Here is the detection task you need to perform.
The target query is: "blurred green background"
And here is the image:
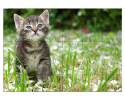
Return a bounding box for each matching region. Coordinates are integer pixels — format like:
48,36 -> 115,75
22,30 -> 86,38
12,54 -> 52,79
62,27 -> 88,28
4,9 -> 122,34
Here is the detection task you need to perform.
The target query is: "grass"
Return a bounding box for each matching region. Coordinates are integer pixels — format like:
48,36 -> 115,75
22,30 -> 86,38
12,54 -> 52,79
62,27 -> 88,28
3,30 -> 122,92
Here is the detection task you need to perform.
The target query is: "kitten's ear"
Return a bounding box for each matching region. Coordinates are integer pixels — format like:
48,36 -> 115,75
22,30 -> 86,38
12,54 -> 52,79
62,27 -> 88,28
14,14 -> 24,30
40,10 -> 49,24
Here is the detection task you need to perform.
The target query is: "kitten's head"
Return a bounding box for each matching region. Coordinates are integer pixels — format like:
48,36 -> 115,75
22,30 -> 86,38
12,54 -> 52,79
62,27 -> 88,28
14,10 -> 49,41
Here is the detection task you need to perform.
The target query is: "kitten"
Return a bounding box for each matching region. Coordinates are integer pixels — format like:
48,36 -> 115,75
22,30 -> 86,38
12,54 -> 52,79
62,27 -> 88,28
14,10 -> 52,83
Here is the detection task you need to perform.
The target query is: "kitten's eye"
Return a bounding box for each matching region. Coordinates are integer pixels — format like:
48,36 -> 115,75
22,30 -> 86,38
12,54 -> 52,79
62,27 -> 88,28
26,26 -> 31,29
38,24 -> 42,28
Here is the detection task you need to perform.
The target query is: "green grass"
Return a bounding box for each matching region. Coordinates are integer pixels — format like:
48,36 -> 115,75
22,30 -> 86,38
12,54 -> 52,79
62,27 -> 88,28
3,30 -> 122,92
98,67 -> 119,91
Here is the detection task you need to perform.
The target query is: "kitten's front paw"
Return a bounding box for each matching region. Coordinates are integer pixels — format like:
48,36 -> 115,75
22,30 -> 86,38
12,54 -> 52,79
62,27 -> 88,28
37,67 -> 48,81
37,74 -> 47,81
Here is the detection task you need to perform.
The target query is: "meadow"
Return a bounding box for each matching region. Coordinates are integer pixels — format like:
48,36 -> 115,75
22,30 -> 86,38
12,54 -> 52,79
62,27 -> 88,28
3,30 -> 122,92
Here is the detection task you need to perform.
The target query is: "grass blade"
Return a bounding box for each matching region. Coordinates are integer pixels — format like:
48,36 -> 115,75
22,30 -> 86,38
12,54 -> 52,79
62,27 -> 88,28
66,78 -> 84,92
82,77 -> 87,91
8,51 -> 10,74
104,67 -> 108,91
8,49 -> 24,68
20,65 -> 23,91
51,58 -> 58,91
86,59 -> 90,90
21,70 -> 27,92
71,51 -> 76,91
14,74 -> 19,91
5,70 -> 8,87
97,67 -> 119,91
74,61 -> 83,82
66,47 -> 70,89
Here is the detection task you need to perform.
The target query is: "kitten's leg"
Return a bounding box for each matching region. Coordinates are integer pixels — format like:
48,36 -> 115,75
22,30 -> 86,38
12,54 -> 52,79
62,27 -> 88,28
37,59 -> 51,81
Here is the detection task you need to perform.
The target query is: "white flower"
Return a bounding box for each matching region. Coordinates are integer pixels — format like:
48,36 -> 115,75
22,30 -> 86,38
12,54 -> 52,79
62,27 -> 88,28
13,81 -> 15,85
4,64 -> 8,70
90,68 -> 93,73
110,80 -> 118,85
108,64 -> 113,68
97,60 -> 102,67
92,84 -> 98,91
10,68 -> 14,73
26,80 -> 35,84
72,49 -> 82,53
54,59 -> 59,65
68,78 -> 72,87
78,59 -> 82,63
105,44 -> 110,47
102,80 -> 105,84
37,87 -> 49,92
35,80 -> 44,87
120,71 -> 122,75
56,71 -> 60,75
85,83 -> 88,87
97,80 -> 105,86
97,80 -> 101,86
73,38 -> 80,42
38,80 -> 44,84
74,67 -> 78,71
115,85 -> 119,88
29,87 -> 33,90
9,84 -> 15,89
35,83 -> 39,87
52,46 -> 57,50
91,60 -> 95,63
37,86 -> 43,91
78,69 -> 83,74
15,88 -> 17,91
76,49 -> 82,53
116,88 -> 122,92
43,88 -> 49,92
100,56 -> 111,60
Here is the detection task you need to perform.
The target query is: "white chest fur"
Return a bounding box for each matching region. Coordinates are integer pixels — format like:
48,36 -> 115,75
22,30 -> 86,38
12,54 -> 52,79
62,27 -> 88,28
24,52 -> 41,72
22,43 -> 44,72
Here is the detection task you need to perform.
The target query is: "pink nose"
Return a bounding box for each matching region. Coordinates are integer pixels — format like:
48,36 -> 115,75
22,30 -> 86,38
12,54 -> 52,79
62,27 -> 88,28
32,27 -> 38,32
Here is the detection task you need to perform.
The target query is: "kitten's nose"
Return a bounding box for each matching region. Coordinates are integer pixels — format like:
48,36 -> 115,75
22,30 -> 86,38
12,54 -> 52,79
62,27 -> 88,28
32,27 -> 38,32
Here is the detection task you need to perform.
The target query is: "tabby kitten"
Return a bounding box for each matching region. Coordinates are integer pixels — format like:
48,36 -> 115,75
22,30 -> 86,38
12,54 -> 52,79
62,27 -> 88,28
14,10 -> 52,83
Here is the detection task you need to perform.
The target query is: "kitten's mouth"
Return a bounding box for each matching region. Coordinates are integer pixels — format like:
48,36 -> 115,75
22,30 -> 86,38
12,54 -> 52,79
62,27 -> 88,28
33,33 -> 38,36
